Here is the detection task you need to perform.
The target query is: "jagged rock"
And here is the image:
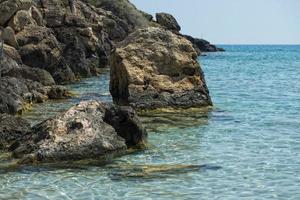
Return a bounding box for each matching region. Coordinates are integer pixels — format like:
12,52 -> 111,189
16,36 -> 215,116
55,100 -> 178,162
182,34 -> 224,54
156,12 -> 181,32
0,0 -> 33,26
8,10 -> 37,32
85,0 -> 150,33
0,53 -> 68,114
110,27 -> 212,110
14,25 -> 77,83
0,114 -> 31,150
13,100 -> 147,163
16,26 -> 61,69
43,85 -> 69,99
104,105 -> 147,146
2,27 -> 19,49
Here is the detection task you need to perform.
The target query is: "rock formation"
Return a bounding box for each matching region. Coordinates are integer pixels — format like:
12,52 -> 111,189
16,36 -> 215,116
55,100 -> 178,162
154,12 -> 223,54
110,27 -> 212,110
0,113 -> 31,150
9,100 -> 147,163
156,12 -> 181,32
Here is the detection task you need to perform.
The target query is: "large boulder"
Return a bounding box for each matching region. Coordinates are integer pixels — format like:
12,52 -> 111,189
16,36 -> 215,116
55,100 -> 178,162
0,114 -> 31,150
104,105 -> 147,147
0,0 -> 33,26
110,27 -> 212,110
13,100 -> 147,163
156,12 -> 181,32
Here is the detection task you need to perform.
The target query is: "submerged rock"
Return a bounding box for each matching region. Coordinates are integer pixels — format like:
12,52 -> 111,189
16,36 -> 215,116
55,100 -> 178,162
110,27 -> 212,110
13,100 -> 147,163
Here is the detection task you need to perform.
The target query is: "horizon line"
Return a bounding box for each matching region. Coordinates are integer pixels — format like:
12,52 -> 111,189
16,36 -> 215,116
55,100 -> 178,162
215,44 -> 300,46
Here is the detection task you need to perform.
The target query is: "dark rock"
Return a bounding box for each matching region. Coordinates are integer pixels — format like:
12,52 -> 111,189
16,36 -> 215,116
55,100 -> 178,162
0,114 -> 31,150
156,12 -> 181,32
3,65 -> 56,86
16,26 -> 62,70
104,105 -> 147,146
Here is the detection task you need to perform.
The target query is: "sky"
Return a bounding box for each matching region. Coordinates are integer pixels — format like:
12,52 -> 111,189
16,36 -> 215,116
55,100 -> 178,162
130,0 -> 300,44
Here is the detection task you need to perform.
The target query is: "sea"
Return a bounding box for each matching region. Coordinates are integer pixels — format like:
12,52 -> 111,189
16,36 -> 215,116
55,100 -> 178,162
1,45 -> 299,200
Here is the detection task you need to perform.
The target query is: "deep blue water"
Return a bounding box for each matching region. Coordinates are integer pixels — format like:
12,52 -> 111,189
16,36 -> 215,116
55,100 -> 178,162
1,45 -> 300,199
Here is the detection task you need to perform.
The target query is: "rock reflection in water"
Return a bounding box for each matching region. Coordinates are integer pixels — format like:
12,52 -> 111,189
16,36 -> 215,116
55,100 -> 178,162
139,107 -> 212,132
108,163 -> 221,180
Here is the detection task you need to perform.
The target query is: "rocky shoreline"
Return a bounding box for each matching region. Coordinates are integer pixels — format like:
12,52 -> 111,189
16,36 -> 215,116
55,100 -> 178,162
0,0 -> 223,165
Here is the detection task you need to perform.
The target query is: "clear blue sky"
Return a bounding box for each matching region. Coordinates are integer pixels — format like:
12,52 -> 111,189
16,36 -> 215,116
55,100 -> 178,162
130,0 -> 300,44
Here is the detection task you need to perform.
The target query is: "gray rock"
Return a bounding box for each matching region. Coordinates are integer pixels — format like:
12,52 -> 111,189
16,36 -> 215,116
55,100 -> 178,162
0,113 -> 31,150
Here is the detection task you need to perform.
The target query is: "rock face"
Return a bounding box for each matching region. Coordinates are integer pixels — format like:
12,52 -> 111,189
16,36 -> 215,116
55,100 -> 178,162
110,27 -> 212,110
0,114 -> 31,150
156,12 -> 181,32
12,100 -> 147,163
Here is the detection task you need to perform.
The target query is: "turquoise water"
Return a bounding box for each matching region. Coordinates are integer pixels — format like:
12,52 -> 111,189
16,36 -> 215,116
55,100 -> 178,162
1,45 -> 300,199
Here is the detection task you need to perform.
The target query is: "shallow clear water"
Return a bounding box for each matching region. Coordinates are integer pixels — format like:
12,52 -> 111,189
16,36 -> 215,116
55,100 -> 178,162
1,45 -> 300,199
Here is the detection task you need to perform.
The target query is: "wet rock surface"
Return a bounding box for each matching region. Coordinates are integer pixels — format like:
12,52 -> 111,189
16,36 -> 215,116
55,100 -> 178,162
110,27 -> 212,110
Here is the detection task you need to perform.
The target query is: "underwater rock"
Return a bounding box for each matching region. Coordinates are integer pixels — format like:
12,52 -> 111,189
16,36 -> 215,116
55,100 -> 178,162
110,27 -> 212,110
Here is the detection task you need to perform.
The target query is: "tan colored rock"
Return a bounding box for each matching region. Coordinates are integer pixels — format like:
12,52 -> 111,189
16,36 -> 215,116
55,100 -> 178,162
30,6 -> 44,26
8,10 -> 37,32
110,27 -> 212,109
3,44 -> 22,64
